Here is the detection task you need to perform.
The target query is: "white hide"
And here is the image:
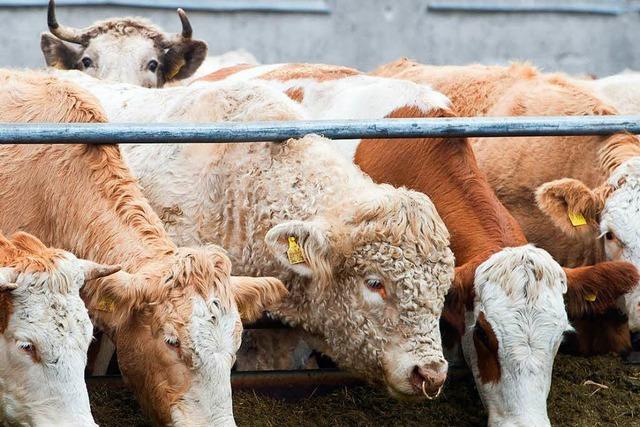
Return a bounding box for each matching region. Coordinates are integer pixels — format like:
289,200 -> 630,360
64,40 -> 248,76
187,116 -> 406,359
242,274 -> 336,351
215,64 -> 451,160
0,255 -> 96,426
51,72 -> 455,398
180,50 -> 260,85
600,157 -> 640,331
586,72 -> 640,115
462,246 -> 571,427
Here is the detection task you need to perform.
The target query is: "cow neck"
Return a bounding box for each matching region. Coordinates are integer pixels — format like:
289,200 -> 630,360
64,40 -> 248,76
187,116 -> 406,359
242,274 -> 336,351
15,144 -> 176,274
355,106 -> 527,265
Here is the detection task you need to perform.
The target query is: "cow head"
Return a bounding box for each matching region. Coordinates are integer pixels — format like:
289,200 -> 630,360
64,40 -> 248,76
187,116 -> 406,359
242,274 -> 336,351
265,186 -> 454,399
87,245 -> 286,426
461,246 -> 571,427
536,156 -> 640,331
0,232 -> 119,426
40,0 -> 207,87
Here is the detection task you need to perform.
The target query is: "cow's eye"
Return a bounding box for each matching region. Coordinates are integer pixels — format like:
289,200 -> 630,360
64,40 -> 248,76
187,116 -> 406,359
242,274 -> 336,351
17,341 -> 36,354
366,278 -> 386,298
81,57 -> 93,68
164,336 -> 180,349
366,278 -> 383,290
147,59 -> 159,73
605,231 -> 615,241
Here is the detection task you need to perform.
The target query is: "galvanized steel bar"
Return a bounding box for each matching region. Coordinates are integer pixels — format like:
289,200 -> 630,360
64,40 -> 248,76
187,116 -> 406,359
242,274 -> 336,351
427,1 -> 627,15
0,116 -> 639,144
0,0 -> 332,14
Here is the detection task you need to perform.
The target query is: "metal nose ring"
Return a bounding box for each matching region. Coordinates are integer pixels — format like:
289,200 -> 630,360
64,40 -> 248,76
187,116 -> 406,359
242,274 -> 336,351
422,380 -> 442,400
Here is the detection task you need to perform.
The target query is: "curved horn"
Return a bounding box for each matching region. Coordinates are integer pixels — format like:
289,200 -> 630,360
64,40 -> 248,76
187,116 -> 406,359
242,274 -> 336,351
47,0 -> 86,45
177,8 -> 192,39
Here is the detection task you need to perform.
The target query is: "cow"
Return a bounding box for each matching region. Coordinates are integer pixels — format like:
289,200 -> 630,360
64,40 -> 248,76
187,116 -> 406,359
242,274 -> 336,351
51,70 -> 456,400
40,0 -> 207,87
0,231 -> 119,426
584,71 -> 640,115
370,59 -> 640,354
0,69 -> 287,426
193,62 -> 638,425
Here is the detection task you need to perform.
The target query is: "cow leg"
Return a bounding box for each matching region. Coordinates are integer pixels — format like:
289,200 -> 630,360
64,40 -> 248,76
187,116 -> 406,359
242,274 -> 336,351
92,334 -> 116,375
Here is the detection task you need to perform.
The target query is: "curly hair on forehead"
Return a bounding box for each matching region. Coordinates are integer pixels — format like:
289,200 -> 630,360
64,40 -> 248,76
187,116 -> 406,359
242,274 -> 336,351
81,17 -> 166,45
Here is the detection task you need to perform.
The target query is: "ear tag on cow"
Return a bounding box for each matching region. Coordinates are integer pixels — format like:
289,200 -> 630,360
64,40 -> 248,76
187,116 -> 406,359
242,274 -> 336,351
568,211 -> 587,227
287,236 -> 305,265
96,296 -> 116,313
584,293 -> 597,302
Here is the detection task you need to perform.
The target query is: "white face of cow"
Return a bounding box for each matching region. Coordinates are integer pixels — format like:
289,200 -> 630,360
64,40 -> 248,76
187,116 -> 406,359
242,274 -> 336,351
462,246 -> 571,427
40,1 -> 207,88
536,155 -> 640,332
0,253 -> 117,426
599,157 -> 640,331
72,33 -> 162,88
265,188 -> 455,399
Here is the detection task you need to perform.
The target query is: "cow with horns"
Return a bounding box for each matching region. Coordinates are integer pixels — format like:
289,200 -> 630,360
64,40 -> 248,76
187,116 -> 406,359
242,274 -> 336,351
0,231 -> 120,426
41,0 -> 207,87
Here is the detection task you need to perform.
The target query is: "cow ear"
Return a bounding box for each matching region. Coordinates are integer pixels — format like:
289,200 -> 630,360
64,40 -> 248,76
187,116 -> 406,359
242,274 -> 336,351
230,276 -> 288,322
535,178 -> 604,238
564,261 -> 639,317
265,220 -> 333,282
162,39 -> 207,82
40,33 -> 81,69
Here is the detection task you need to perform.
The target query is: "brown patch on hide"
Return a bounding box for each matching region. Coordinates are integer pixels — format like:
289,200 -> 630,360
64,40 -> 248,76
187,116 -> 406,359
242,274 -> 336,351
563,308 -> 631,355
473,312 -> 501,383
259,63 -> 360,82
285,86 -> 305,103
198,63 -> 258,82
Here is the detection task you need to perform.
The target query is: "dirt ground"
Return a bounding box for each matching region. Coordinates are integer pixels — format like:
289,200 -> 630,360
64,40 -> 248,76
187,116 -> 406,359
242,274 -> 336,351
89,354 -> 640,427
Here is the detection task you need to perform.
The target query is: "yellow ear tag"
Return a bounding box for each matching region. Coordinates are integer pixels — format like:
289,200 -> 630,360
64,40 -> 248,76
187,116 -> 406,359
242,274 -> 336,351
96,296 -> 116,313
166,58 -> 186,80
286,236 -> 305,265
568,211 -> 587,227
584,293 -> 597,302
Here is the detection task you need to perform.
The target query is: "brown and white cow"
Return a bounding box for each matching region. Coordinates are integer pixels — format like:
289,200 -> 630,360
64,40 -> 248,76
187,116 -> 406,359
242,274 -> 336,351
51,70 -> 456,399
0,69 -> 287,426
0,231 -> 119,426
371,59 -> 640,352
194,63 -> 637,425
41,0 -> 207,87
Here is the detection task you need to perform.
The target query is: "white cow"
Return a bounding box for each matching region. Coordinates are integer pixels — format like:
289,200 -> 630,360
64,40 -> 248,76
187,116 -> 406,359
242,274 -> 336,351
52,70 -> 455,399
0,231 -> 119,426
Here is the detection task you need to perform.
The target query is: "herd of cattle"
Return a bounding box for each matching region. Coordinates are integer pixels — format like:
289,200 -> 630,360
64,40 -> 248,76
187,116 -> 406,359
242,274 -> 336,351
2,1 -> 640,426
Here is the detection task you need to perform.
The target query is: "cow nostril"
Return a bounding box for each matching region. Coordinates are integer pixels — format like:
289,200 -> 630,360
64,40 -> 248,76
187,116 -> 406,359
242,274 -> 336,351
410,365 -> 426,389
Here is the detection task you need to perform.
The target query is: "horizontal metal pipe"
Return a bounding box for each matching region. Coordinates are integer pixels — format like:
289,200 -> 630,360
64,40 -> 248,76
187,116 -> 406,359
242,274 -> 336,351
0,116 -> 639,144
427,2 -> 626,15
0,0 -> 332,13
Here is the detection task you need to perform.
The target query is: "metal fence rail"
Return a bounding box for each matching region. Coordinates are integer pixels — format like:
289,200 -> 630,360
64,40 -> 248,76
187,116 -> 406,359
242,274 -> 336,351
1,115 -> 640,144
